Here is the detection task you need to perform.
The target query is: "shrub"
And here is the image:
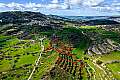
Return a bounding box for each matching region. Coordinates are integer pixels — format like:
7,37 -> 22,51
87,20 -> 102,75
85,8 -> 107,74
96,60 -> 103,65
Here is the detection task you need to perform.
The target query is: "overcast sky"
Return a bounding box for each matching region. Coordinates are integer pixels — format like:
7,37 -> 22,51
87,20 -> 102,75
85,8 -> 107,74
0,0 -> 120,16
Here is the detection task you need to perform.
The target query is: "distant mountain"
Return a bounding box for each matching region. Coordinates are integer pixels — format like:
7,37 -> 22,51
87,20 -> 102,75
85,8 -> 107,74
64,16 -> 120,23
82,19 -> 120,25
48,15 -> 81,24
64,16 -> 110,21
64,16 -> 120,25
48,15 -> 70,21
108,16 -> 120,23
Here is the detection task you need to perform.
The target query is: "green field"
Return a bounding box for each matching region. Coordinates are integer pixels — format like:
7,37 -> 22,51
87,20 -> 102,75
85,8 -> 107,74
107,63 -> 120,79
0,35 -> 58,80
99,51 -> 120,62
80,26 -> 97,29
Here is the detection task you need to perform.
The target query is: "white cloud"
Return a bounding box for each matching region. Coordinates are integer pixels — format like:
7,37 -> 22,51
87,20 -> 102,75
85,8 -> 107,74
6,2 -> 23,8
70,0 -> 82,5
92,0 -> 120,12
48,4 -> 60,9
25,3 -> 36,8
0,2 -> 45,11
69,0 -> 104,6
0,3 -> 5,7
51,0 -> 59,4
83,0 -> 104,6
47,0 -> 60,9
47,0 -> 71,9
0,0 -> 120,14
25,2 -> 43,9
0,0 -> 105,10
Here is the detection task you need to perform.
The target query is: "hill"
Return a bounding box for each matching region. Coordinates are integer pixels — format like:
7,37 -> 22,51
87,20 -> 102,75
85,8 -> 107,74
0,11 -> 120,80
82,19 -> 120,25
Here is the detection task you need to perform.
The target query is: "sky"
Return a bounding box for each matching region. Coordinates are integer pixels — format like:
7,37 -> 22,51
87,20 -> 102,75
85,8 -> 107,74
0,0 -> 120,16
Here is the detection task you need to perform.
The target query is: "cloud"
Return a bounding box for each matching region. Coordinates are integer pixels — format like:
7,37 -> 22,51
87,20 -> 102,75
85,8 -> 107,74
47,0 -> 105,9
69,0 -> 104,6
46,0 -> 71,9
51,0 -> 59,4
0,0 -> 120,16
47,0 -> 60,9
0,3 -> 5,7
47,4 -> 60,9
0,0 -> 105,10
0,2 -> 45,11
92,0 -> 120,12
82,0 -> 104,6
70,0 -> 82,5
6,2 -> 23,8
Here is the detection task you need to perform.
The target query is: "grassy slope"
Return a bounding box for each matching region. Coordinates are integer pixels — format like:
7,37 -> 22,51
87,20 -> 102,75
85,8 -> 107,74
99,51 -> 120,62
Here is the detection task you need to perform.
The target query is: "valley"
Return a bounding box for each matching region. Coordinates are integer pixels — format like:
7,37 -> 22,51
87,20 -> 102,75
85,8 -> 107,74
0,11 -> 120,80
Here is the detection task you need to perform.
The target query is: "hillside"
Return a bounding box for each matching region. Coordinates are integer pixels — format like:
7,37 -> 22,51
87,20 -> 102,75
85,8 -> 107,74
0,11 -> 47,24
0,11 -> 120,80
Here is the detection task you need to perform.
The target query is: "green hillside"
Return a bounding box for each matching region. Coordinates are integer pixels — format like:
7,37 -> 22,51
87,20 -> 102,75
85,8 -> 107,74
0,11 -> 120,80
